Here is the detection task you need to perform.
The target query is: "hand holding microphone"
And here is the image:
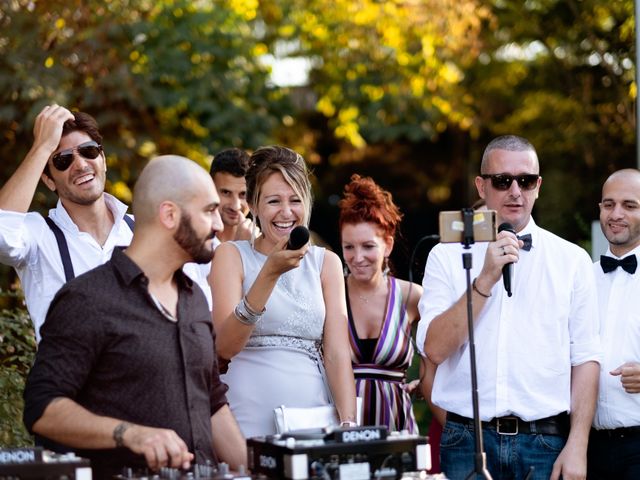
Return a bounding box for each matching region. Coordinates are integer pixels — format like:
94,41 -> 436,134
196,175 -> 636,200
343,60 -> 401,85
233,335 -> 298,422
497,222 -> 516,297
286,225 -> 310,262
286,225 -> 310,251
266,226 -> 311,276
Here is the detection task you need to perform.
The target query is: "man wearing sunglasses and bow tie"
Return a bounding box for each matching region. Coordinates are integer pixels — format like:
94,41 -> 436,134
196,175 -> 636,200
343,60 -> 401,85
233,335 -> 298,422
0,105 -> 135,342
588,169 -> 640,479
418,135 -> 601,480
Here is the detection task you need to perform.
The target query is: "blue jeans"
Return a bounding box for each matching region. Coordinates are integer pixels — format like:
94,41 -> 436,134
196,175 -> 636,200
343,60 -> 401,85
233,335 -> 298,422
587,428 -> 640,480
441,419 -> 567,480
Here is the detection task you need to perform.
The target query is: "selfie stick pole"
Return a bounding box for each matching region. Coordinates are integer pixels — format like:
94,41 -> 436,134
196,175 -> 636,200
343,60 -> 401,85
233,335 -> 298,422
461,208 -> 492,480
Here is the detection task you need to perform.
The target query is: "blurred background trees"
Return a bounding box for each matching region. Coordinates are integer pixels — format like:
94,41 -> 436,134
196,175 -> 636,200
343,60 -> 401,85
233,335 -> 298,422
1,0 -> 635,251
1,0 -> 634,264
0,0 -> 636,439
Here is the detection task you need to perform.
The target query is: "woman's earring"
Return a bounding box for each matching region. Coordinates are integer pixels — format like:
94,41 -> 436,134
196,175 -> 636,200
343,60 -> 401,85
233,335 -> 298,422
250,212 -> 259,247
343,263 -> 350,277
382,257 -> 390,277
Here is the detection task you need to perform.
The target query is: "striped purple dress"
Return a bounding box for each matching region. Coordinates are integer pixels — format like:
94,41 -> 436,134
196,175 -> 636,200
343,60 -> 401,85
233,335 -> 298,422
347,276 -> 419,433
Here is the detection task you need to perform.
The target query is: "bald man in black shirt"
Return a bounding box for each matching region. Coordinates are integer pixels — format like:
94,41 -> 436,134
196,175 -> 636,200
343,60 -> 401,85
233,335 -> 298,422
23,155 -> 245,478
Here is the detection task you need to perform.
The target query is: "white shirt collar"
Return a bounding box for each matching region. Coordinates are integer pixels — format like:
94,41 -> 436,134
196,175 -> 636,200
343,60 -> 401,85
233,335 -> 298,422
49,193 -> 129,232
604,243 -> 640,260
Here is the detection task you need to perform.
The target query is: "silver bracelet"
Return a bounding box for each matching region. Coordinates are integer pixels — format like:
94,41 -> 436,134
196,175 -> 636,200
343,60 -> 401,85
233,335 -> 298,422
234,296 -> 265,326
243,296 -> 264,316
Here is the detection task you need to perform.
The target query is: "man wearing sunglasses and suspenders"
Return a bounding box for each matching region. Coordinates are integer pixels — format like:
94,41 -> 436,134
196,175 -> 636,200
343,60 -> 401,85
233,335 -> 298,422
0,105 -> 135,342
417,135 -> 601,480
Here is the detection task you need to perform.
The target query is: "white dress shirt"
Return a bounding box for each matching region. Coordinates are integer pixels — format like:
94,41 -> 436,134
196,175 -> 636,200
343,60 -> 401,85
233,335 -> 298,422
417,218 -> 601,421
0,194 -> 133,341
593,245 -> 640,429
182,236 -> 220,311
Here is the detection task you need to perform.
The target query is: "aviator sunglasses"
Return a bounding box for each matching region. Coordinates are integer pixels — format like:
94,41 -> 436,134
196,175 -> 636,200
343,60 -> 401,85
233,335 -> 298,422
481,173 -> 540,191
51,141 -> 103,172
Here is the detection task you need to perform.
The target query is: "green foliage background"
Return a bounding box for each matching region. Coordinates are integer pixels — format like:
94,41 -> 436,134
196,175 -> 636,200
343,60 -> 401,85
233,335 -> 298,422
2,0 -> 634,251
0,291 -> 35,447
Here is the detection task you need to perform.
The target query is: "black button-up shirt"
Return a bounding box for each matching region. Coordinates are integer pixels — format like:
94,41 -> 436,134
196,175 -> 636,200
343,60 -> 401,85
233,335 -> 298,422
23,248 -> 228,477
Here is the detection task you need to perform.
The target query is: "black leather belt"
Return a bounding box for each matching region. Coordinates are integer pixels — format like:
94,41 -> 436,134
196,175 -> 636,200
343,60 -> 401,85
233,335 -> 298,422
591,425 -> 640,439
448,412 -> 570,436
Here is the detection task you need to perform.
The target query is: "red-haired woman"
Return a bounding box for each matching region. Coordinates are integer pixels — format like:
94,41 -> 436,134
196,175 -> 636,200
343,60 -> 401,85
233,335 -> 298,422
338,174 -> 422,432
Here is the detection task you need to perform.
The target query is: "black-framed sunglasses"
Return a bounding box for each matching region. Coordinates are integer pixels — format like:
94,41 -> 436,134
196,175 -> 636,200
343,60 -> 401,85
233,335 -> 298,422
51,141 -> 103,172
481,173 -> 540,191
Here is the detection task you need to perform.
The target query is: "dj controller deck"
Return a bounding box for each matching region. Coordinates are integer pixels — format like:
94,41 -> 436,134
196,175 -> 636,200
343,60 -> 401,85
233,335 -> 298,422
0,447 -> 91,479
0,427 -> 445,480
247,426 -> 431,479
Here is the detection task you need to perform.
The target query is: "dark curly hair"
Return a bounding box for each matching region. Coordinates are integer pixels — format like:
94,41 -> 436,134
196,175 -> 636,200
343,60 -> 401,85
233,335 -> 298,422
210,148 -> 250,178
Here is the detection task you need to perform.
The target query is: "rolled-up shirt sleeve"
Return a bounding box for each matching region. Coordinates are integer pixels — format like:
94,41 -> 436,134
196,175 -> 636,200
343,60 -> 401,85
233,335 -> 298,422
569,250 -> 602,366
417,244 -> 460,356
0,210 -> 41,268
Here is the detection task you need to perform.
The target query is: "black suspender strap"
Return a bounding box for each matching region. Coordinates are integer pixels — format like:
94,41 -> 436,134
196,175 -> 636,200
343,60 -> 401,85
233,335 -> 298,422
44,214 -> 135,284
44,216 -> 75,282
123,214 -> 135,231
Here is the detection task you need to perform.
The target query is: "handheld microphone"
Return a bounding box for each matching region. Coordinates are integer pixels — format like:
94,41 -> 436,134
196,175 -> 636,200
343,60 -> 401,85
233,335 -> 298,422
286,225 -> 310,250
498,222 -> 515,297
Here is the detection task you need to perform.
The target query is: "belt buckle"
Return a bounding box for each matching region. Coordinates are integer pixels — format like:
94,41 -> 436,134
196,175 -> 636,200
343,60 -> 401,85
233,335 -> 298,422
496,416 -> 519,435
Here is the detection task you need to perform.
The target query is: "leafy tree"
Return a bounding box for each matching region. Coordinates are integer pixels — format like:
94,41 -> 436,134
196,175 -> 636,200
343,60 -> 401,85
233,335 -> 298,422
261,0 -> 491,146
468,0 -> 635,241
270,0 -> 636,247
0,0 -> 288,206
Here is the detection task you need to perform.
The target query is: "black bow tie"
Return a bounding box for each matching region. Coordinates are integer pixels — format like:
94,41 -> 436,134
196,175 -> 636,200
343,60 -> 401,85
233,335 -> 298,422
518,233 -> 532,251
600,255 -> 637,274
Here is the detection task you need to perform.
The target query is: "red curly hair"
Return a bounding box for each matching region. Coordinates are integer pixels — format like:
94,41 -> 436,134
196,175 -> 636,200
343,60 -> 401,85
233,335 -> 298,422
338,174 -> 403,239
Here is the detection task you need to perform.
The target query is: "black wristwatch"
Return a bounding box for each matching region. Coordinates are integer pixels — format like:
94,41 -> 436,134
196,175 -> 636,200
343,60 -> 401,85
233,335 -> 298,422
113,421 -> 132,448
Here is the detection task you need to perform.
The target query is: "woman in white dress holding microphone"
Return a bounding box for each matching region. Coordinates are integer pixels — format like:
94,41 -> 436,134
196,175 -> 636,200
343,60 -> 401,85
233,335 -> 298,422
210,145 -> 356,438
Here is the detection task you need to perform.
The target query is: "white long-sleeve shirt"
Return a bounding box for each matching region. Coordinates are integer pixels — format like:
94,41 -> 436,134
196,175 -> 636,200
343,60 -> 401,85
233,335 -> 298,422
0,194 -> 133,341
593,245 -> 640,429
417,218 -> 602,421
